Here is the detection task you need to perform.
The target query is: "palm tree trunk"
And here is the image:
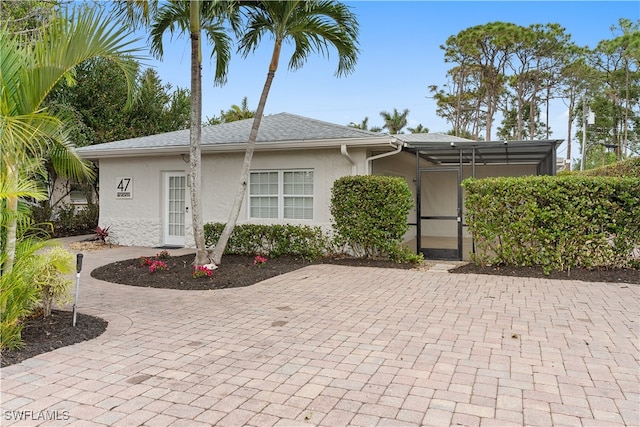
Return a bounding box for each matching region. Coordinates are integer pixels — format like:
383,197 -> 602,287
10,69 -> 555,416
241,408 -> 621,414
189,1 -> 208,266
2,163 -> 19,276
566,91 -> 574,164
211,40 -> 282,265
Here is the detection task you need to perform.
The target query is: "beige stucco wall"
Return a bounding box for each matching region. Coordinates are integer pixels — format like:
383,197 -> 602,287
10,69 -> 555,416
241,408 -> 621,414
98,146 -> 369,247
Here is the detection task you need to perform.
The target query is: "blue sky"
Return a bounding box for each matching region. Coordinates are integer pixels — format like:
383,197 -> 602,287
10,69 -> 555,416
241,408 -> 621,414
137,1 -> 638,160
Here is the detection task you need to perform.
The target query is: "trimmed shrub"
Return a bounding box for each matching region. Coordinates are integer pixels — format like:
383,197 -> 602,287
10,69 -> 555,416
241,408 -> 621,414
204,223 -> 329,260
463,175 -> 640,272
330,175 -> 417,261
580,156 -> 639,178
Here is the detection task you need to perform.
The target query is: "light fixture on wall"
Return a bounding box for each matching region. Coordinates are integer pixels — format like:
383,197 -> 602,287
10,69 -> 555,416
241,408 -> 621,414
181,154 -> 189,163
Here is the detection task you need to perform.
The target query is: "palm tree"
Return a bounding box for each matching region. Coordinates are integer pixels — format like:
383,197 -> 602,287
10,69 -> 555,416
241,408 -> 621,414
1,7 -> 141,275
407,124 -> 429,133
380,108 -> 410,134
210,0 -> 360,264
348,116 -> 369,130
117,0 -> 239,266
220,97 -> 255,122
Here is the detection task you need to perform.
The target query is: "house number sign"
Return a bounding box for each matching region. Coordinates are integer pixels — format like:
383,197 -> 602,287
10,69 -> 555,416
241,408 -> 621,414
116,177 -> 133,199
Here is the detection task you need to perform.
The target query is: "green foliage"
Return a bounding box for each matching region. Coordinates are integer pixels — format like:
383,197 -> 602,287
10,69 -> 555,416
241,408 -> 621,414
463,175 -> 640,272
0,236 -> 50,350
205,223 -> 329,260
33,247 -> 74,317
0,0 -> 58,38
330,175 -> 415,261
579,157 -> 640,178
46,58 -> 191,146
388,245 -> 425,264
31,202 -> 99,237
379,108 -> 410,134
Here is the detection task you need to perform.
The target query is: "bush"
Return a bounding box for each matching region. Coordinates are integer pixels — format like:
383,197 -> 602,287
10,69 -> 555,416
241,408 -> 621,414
463,174 -> 640,272
31,202 -> 99,237
204,223 -> 329,260
330,175 -> 416,261
33,247 -> 75,317
1,237 -> 49,350
579,157 -> 639,178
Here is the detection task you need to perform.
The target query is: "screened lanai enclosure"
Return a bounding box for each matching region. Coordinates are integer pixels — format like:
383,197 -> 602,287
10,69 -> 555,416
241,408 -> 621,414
393,135 -> 562,261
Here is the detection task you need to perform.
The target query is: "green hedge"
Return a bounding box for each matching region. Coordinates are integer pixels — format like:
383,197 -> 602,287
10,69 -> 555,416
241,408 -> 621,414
204,223 -> 329,260
579,156 -> 640,178
462,175 -> 640,272
330,175 -> 420,263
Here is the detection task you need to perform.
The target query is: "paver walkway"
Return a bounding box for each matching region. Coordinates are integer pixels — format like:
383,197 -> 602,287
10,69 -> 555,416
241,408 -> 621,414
1,240 -> 638,426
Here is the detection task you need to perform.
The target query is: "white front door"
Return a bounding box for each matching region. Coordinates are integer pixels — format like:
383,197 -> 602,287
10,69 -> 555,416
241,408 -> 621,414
163,172 -> 186,246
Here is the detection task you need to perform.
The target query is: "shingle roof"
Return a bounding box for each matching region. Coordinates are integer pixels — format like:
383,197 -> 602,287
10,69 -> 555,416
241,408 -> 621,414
77,112 -> 384,155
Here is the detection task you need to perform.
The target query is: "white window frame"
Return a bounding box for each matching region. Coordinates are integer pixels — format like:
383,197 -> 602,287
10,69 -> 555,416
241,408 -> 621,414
249,169 -> 314,220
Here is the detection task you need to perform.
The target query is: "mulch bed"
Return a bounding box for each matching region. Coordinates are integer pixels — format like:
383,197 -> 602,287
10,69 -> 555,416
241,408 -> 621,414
89,254 -> 417,290
1,310 -> 107,368
450,263 -> 639,284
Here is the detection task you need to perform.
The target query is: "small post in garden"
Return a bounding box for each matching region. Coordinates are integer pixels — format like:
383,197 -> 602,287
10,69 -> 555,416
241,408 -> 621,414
72,253 -> 83,327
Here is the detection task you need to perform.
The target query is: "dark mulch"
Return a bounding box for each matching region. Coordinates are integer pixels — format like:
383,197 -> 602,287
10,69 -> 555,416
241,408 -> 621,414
4,254 -> 636,368
90,253 -> 416,290
450,263 -> 639,284
1,310 -> 108,368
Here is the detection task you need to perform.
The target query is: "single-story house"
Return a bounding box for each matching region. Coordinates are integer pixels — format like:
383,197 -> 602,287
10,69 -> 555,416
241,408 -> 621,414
76,113 -> 561,260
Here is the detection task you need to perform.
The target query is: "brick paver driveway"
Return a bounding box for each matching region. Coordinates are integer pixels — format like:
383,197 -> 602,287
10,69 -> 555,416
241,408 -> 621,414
1,243 -> 639,426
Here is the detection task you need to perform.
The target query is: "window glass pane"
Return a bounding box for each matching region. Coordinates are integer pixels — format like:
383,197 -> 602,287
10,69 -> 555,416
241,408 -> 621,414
284,171 -> 313,195
250,196 -> 278,218
284,196 -> 313,219
250,172 -> 278,195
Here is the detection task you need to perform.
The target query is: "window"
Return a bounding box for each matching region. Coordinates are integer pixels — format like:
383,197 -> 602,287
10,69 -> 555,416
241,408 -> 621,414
249,170 -> 313,220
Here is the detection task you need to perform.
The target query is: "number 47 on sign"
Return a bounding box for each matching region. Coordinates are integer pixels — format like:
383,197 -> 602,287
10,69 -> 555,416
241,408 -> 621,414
116,177 -> 132,199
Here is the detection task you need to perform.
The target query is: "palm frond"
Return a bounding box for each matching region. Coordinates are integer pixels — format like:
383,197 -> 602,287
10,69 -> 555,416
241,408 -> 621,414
203,22 -> 233,86
14,6 -> 143,114
149,1 -> 190,59
238,0 -> 359,76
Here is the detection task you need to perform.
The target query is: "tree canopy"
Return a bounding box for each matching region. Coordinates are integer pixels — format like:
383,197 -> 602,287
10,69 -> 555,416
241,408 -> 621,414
431,18 -> 639,167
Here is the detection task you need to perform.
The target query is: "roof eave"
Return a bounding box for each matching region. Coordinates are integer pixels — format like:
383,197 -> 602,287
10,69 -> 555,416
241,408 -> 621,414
77,137 -> 389,160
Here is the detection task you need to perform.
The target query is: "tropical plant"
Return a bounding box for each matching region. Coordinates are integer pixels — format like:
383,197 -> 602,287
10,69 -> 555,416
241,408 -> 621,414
205,96 -> 255,125
33,247 -> 75,317
115,0 -> 240,266
93,225 -> 110,243
1,5 -> 141,350
220,96 -> 255,122
407,124 -> 429,133
210,0 -> 360,265
0,233 -> 50,350
192,265 -> 213,278
379,108 -> 410,134
1,6 -> 141,275
348,116 -> 369,130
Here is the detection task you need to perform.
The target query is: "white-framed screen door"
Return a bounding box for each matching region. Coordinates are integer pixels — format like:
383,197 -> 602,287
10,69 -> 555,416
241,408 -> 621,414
163,172 -> 186,246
